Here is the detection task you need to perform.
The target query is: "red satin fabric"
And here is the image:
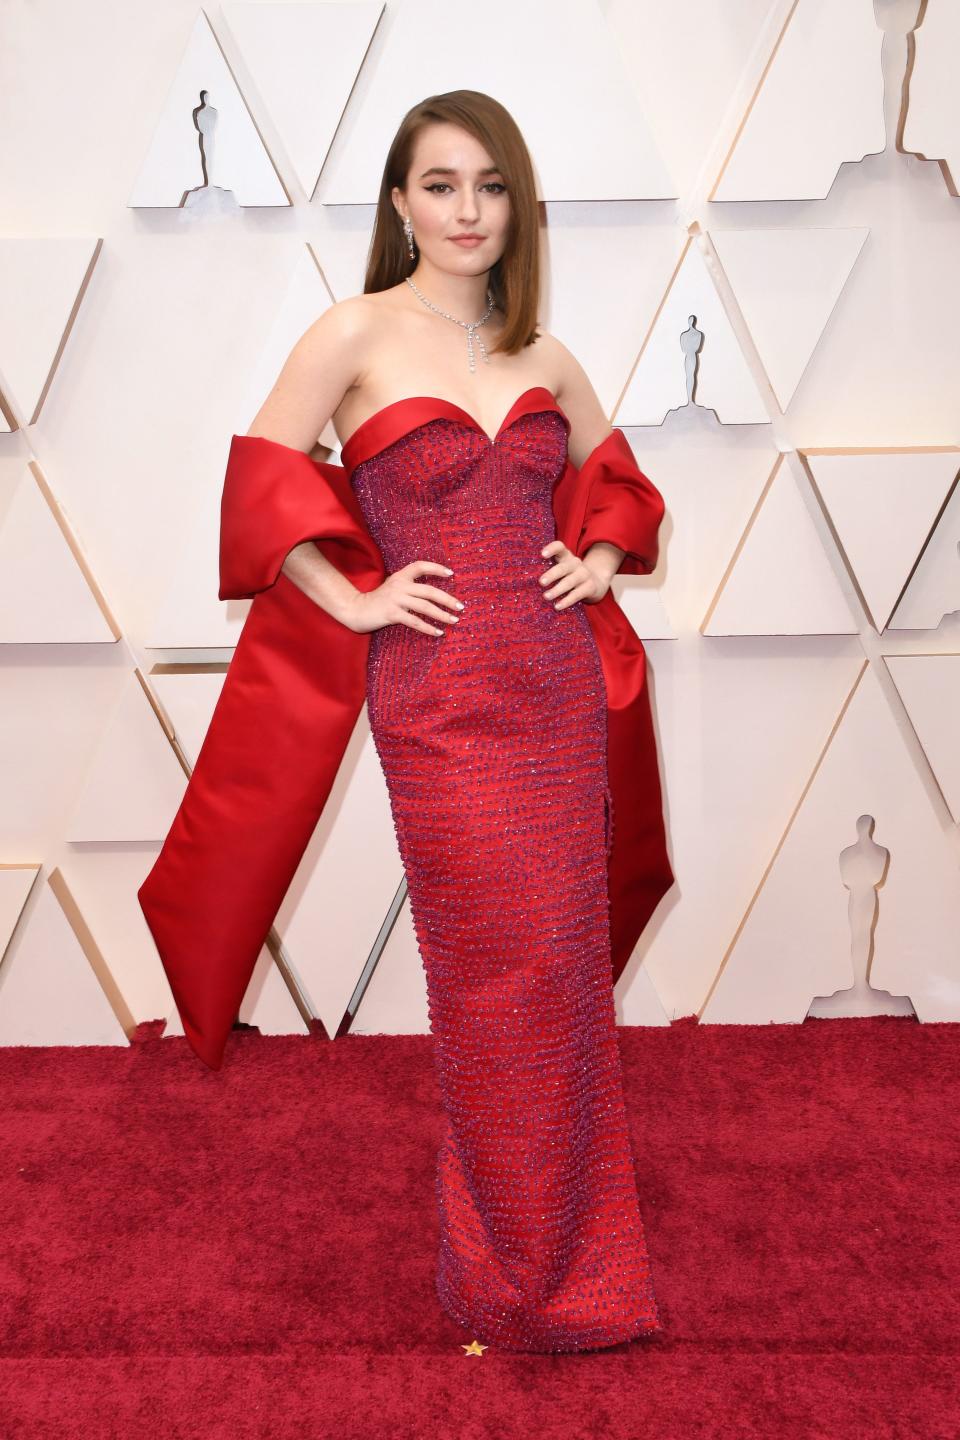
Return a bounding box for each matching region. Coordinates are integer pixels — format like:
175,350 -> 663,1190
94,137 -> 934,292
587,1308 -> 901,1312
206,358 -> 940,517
138,394 -> 673,1071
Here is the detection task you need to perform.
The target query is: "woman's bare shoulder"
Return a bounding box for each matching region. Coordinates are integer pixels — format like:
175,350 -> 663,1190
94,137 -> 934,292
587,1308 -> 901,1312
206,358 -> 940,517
245,296 -> 390,448
532,328 -> 582,388
533,329 -> 613,463
298,292 -> 386,352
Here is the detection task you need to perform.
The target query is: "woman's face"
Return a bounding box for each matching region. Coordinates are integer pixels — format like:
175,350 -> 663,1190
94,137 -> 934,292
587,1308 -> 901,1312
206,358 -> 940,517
393,122 -> 511,274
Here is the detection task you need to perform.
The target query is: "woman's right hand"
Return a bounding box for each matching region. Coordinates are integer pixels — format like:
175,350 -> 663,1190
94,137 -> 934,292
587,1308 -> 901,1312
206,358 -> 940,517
342,560 -> 465,636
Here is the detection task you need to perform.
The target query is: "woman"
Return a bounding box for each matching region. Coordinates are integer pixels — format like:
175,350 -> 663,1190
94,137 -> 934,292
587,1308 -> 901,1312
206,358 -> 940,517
139,90 -> 674,1353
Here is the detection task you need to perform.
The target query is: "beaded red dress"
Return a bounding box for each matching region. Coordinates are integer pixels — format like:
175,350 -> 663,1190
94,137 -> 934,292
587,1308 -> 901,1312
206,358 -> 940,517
338,387 -> 661,1352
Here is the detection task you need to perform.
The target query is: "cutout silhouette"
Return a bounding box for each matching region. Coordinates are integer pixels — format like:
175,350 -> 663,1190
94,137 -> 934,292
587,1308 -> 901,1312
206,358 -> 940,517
943,540 -> 960,627
876,0 -> 920,156
877,0 -> 943,181
808,814 -> 914,1017
195,89 -> 217,187
183,90 -> 236,211
679,314 -> 704,407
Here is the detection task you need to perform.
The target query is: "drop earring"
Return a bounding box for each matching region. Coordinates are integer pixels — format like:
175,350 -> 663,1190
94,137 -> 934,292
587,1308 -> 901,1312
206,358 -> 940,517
403,215 -> 416,260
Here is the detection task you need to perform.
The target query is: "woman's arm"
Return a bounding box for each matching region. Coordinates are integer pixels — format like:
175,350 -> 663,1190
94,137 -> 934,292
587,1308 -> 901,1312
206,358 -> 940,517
227,302 -> 462,638
547,332 -> 615,471
550,333 -> 664,578
541,335 -> 647,597
241,300 -> 372,622
246,299 -> 365,450
282,539 -> 368,627
545,333 -> 625,580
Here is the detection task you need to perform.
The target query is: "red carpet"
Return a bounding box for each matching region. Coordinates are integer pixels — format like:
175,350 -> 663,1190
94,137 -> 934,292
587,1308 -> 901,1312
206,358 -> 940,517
0,1014 -> 956,1438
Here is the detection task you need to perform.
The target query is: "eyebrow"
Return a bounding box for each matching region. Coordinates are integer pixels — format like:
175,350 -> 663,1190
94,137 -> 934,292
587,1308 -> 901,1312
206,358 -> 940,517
417,165 -> 503,178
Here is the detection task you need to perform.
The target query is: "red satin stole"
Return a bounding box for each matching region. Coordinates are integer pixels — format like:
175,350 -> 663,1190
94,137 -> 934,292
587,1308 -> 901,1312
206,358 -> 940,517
138,409 -> 674,1070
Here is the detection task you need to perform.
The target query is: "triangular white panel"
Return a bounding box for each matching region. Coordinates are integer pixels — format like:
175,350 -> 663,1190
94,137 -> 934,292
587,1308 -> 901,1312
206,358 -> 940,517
239,950 -> 311,1038
237,248 -> 339,447
65,673 -> 188,842
703,663 -> 960,1024
621,642 -> 865,1023
58,851 -> 187,1028
614,959 -> 671,1025
223,2 -> 383,199
0,238 -> 100,425
0,468 -> 116,643
541,220 -> 686,420
0,882 -> 129,1048
128,11 -> 287,208
350,892 -> 431,1036
710,228 -> 869,412
147,248 -> 336,648
713,0 -> 885,200
150,669 -> 227,769
616,583 -> 675,640
649,430 -> 773,631
617,238 -> 770,427
809,451 -> 960,631
320,0 -> 674,203
703,459 -> 859,635
162,945 -> 311,1042
145,450 -> 244,650
275,715 -> 411,1037
886,655 -> 960,823
0,866 -> 41,956
888,479 -> 960,631
901,5 -> 960,193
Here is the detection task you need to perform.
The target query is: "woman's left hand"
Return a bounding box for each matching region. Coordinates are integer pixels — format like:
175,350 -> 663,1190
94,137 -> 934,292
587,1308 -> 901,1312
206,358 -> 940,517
538,541 -> 609,609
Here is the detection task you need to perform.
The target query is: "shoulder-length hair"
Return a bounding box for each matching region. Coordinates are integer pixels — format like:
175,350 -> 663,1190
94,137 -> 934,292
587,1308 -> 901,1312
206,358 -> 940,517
363,90 -> 542,357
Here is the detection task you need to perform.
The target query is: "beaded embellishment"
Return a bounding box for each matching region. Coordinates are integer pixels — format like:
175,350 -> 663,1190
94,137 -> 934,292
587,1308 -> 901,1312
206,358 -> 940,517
349,407 -> 662,1352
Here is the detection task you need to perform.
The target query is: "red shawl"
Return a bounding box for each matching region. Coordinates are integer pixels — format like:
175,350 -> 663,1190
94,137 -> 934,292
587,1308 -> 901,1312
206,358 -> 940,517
138,423 -> 674,1069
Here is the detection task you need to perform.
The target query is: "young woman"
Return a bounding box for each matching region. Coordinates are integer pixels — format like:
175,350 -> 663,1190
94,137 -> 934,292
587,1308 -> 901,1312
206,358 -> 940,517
139,89 -> 673,1354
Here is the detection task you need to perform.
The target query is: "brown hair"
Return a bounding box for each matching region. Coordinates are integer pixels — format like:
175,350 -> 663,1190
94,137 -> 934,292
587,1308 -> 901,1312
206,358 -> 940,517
363,90 -> 542,357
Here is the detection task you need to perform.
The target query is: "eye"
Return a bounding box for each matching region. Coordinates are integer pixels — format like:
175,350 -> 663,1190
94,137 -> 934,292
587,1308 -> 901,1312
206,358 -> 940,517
424,182 -> 507,195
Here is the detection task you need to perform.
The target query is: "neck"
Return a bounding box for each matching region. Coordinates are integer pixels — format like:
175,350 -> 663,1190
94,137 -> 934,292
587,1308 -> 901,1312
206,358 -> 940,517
407,259 -> 492,323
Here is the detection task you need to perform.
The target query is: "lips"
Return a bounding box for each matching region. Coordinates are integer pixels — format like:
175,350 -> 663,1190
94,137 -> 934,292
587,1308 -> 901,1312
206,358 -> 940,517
450,235 -> 485,245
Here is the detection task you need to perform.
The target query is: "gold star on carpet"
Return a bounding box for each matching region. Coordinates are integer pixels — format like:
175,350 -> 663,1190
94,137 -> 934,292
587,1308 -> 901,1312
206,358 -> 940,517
461,1339 -> 488,1356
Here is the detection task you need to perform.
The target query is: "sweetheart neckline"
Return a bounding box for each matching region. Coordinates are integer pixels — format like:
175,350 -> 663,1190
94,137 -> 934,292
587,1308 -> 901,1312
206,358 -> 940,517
339,385 -> 566,471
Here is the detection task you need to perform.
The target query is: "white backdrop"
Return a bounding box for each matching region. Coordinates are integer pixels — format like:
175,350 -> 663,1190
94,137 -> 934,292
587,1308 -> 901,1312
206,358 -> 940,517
1,0 -> 959,1051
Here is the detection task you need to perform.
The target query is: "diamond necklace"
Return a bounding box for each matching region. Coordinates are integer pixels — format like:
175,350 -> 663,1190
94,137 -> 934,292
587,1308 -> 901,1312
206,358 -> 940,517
405,275 -> 496,372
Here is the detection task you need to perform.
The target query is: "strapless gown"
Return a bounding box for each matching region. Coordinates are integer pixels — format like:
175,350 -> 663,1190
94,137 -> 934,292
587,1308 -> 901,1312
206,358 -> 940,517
339,387 -> 661,1353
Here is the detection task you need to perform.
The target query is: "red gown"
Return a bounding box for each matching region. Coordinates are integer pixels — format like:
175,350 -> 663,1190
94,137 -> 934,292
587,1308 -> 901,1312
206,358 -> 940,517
137,385 -> 674,1350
